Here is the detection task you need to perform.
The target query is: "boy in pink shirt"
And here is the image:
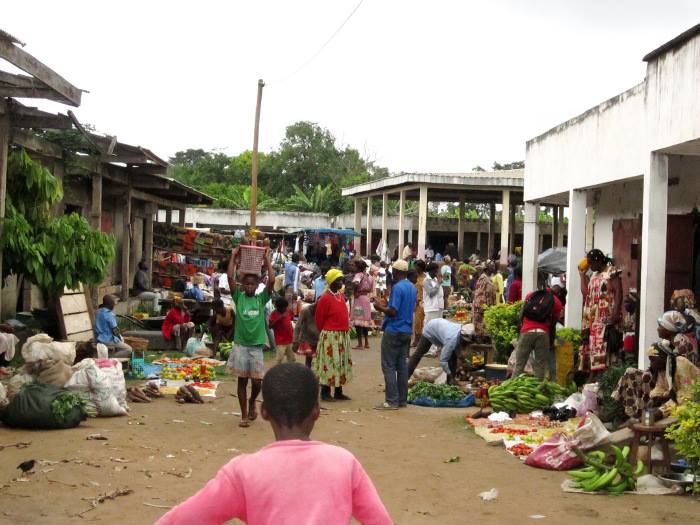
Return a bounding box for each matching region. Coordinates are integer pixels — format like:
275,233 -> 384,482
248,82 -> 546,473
156,363 -> 392,525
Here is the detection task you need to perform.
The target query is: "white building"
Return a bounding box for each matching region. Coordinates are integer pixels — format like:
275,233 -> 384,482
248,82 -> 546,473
522,23 -> 700,367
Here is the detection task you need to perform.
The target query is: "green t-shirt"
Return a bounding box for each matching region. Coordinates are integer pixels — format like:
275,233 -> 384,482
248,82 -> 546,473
233,288 -> 271,346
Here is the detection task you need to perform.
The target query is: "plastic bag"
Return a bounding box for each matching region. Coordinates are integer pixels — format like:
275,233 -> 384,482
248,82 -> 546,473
35,360 -> 73,387
409,366 -> 444,385
556,392 -> 584,412
96,358 -> 128,411
507,348 -> 534,375
48,341 -> 76,365
65,359 -> 127,417
185,337 -> 208,357
6,373 -> 34,400
524,433 -> 583,471
573,412 -> 610,449
21,334 -> 75,365
578,383 -> 599,416
408,394 -> 475,408
0,382 -> 86,429
96,343 -> 109,359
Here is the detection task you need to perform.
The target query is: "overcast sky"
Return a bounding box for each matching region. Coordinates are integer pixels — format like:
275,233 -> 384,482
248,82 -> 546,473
4,1 -> 700,173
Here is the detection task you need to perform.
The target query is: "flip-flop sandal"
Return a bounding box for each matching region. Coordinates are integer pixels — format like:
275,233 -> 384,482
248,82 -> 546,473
238,418 -> 250,428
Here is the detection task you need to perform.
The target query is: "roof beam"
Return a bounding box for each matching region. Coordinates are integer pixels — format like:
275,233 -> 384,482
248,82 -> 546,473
131,187 -> 187,210
130,175 -> 171,189
10,128 -> 63,158
0,38 -> 82,106
10,114 -> 73,129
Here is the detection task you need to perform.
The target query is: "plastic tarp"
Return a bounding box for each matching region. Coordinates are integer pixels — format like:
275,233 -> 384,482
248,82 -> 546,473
408,394 -> 475,408
538,247 -> 567,275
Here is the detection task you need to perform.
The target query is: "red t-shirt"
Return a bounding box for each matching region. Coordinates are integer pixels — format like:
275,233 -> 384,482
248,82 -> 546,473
508,279 -> 522,303
315,292 -> 350,332
269,309 -> 294,345
520,291 -> 562,334
162,307 -> 191,340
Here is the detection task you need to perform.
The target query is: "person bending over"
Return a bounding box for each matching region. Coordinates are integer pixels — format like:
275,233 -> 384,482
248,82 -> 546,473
407,318 -> 474,385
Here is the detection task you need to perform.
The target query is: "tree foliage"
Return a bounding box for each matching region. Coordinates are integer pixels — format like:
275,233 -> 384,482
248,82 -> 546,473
1,150 -> 115,295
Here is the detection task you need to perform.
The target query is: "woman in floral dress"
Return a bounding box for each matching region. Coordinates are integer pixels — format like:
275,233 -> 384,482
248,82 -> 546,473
657,310 -> 699,366
578,249 -> 622,380
472,262 -> 497,336
315,268 -> 353,401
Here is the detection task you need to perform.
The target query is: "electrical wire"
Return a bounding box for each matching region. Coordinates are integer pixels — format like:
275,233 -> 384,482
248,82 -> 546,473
270,0 -> 365,85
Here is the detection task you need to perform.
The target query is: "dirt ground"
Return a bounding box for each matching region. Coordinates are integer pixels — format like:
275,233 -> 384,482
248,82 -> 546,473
0,338 -> 698,525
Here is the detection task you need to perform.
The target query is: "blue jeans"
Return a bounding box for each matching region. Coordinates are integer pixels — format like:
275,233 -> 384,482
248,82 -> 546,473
381,332 -> 411,406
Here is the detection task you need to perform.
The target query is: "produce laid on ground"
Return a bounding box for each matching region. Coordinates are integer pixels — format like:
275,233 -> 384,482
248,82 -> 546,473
488,375 -> 575,414
218,341 -> 233,360
162,363 -> 216,381
568,446 -> 644,493
407,381 -> 465,402
126,384 -> 163,403
175,385 -> 204,404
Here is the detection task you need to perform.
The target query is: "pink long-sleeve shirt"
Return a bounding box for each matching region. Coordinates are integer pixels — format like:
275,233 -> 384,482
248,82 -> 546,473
156,440 -> 392,525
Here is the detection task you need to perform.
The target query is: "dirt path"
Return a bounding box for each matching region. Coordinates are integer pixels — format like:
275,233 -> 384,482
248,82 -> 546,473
0,339 -> 698,524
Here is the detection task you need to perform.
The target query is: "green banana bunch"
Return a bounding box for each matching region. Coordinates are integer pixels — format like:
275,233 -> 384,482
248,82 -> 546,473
488,375 -> 567,414
568,445 -> 645,493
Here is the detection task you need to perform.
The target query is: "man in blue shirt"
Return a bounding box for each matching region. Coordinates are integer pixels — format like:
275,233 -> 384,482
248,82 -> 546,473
95,295 -> 132,358
313,261 -> 331,301
283,253 -> 301,295
372,260 -> 416,410
407,318 -> 474,384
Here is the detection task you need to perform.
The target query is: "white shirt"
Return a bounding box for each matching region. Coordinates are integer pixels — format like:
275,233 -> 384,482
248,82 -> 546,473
218,272 -> 232,306
423,275 -> 444,313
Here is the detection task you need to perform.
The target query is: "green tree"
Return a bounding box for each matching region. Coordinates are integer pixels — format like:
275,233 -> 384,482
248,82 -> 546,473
1,150 -> 115,295
492,160 -> 524,170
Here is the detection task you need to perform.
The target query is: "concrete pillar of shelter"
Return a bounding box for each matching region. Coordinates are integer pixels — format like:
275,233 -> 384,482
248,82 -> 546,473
398,191 -> 406,259
639,153 -> 669,368
91,172 -> 102,230
417,185 -> 428,259
557,206 -> 566,246
381,193 -> 389,261
487,202 -> 496,259
476,230 -> 482,256
144,207 -> 155,288
565,189 -> 588,328
585,206 -> 595,252
121,188 -> 132,301
177,209 -> 186,227
366,196 -> 373,257
508,203 -> 516,255
552,206 -> 559,248
499,190 -> 511,268
457,197 -> 465,260
165,208 -> 172,225
522,202 -> 540,296
353,198 -> 362,255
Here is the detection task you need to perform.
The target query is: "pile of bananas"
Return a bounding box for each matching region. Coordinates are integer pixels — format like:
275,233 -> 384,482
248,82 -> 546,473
569,446 -> 644,493
488,375 -> 569,413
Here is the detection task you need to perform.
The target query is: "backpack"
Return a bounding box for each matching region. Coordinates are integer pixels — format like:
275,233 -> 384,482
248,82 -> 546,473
523,290 -> 554,322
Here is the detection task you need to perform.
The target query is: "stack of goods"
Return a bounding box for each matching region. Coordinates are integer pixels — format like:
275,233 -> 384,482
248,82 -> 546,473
488,375 -> 575,413
567,446 -> 644,493
448,306 -> 470,323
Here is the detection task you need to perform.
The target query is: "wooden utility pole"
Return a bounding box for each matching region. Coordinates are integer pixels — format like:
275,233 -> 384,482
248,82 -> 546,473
250,79 -> 265,230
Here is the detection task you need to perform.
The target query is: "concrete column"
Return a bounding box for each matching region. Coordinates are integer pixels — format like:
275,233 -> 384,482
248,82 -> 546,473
565,189 -> 587,328
639,153 -> 668,368
144,207 -> 155,287
585,206 -> 595,252
177,208 -> 186,227
408,228 -> 413,244
165,207 -> 172,225
522,202 -> 539,296
398,191 -> 406,258
476,230 -> 482,255
487,202 -> 496,259
381,193 -> 389,261
552,206 -> 559,248
499,190 -> 511,267
557,206 -> 566,246
90,171 -> 102,230
457,197 -> 465,260
417,185 -> 428,259
366,196 -> 373,257
353,198 -> 362,255
508,203 -> 516,254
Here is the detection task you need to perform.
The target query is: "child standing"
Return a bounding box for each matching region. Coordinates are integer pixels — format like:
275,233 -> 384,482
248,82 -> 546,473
226,246 -> 275,428
270,297 -> 295,364
156,363 -> 392,525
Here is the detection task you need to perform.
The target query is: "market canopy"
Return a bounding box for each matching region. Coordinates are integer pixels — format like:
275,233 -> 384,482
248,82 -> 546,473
294,228 -> 362,236
538,247 -> 567,275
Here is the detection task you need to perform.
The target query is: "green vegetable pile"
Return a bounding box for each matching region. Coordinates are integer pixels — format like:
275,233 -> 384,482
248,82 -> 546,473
665,380 -> 700,493
484,301 -> 522,363
569,445 -> 644,493
407,381 -> 465,402
488,375 -> 574,413
51,391 -> 91,422
218,341 -> 233,360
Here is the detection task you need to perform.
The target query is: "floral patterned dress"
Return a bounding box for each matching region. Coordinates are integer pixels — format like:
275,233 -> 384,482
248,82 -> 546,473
472,273 -> 496,336
580,267 -> 620,372
314,291 -> 353,388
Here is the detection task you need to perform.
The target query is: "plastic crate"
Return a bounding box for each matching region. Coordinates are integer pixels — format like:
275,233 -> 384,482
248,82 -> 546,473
239,245 -> 266,275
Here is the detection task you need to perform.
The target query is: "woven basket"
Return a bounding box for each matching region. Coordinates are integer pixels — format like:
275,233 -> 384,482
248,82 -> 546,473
123,336 -> 149,352
239,245 -> 266,275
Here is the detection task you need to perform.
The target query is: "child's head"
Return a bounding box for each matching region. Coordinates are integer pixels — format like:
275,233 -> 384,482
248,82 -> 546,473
242,273 -> 260,296
262,363 -> 320,437
274,296 -> 289,313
